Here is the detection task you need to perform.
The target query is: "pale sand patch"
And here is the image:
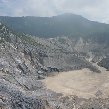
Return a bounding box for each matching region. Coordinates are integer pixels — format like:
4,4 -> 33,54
43,68 -> 109,99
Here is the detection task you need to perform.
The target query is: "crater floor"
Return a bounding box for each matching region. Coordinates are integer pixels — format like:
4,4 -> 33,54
43,66 -> 109,99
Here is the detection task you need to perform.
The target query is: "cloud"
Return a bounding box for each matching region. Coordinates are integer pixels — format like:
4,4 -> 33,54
0,0 -> 109,23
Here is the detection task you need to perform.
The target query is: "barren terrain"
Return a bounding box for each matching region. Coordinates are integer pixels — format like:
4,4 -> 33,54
43,64 -> 109,99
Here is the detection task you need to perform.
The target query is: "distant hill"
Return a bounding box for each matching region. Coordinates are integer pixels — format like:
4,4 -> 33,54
0,13 -> 109,37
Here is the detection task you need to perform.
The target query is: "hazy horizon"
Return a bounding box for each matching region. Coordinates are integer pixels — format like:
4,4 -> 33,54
0,13 -> 108,25
0,0 -> 109,24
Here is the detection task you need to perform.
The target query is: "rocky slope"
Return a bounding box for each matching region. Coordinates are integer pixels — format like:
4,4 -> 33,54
1,22 -> 109,109
0,23 -> 48,109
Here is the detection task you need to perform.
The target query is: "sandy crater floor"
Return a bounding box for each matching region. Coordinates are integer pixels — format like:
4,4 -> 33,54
43,67 -> 109,98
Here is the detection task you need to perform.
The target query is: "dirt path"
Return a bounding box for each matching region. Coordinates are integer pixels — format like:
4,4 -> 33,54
43,64 -> 109,98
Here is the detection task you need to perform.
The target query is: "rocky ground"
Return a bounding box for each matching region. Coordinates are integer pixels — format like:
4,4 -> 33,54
1,22 -> 109,109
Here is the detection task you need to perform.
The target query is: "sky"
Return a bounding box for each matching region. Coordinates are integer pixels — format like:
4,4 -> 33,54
0,0 -> 109,23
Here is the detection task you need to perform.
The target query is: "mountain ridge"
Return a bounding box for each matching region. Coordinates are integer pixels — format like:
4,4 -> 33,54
0,13 -> 109,37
